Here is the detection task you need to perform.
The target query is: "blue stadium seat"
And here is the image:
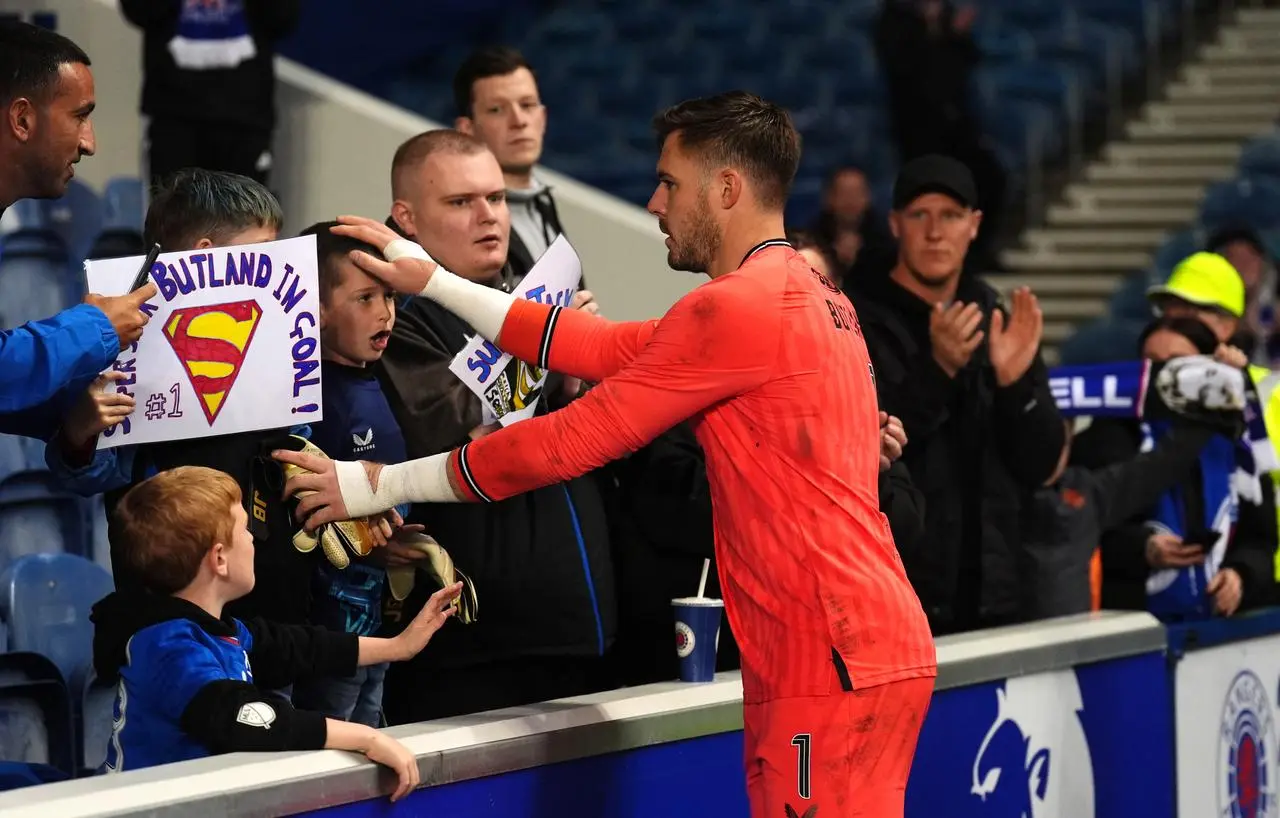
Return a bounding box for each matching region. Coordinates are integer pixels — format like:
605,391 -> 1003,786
0,761 -> 71,792
974,21 -> 1038,64
79,671 -> 115,774
612,5 -> 668,42
990,1 -> 1077,32
1200,178 -> 1280,233
44,181 -> 102,269
639,40 -> 716,86
0,554 -> 112,692
555,48 -> 631,88
1074,0 -> 1161,47
531,9 -> 612,49
682,8 -> 753,44
88,228 -> 146,262
0,472 -> 98,574
102,177 -> 145,235
977,96 -> 1061,165
0,234 -> 80,330
825,0 -> 882,33
784,174 -> 825,228
1238,133 -> 1280,184
1108,270 -> 1160,322
1058,318 -> 1148,365
976,60 -> 1083,128
0,436 -> 29,485
1152,227 -> 1205,276
1,198 -> 53,237
0,651 -> 75,776
830,66 -> 888,108
1032,21 -> 1136,93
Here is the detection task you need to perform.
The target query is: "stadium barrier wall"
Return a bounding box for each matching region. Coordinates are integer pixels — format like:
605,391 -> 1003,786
12,0 -> 693,323
1168,607 -> 1280,817
0,611 -> 1192,818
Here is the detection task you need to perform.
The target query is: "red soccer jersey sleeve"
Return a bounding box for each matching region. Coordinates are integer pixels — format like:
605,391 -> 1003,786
449,277 -> 779,502
498,302 -> 659,384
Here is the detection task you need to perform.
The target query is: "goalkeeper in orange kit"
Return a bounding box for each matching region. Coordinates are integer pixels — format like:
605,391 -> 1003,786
276,92 -> 936,817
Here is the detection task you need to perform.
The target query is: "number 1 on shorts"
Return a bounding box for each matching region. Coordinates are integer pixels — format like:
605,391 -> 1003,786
791,733 -> 812,800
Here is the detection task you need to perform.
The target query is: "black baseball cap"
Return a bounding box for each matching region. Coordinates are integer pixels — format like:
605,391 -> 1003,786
892,155 -> 979,211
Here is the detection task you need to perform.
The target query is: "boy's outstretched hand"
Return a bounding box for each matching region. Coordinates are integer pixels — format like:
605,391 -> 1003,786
391,582 -> 463,660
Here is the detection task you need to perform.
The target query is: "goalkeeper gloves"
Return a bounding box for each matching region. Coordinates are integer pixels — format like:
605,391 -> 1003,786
278,435 -> 381,570
386,531 -> 478,625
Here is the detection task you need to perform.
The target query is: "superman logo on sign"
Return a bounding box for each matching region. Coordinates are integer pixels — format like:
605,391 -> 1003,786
162,300 -> 263,425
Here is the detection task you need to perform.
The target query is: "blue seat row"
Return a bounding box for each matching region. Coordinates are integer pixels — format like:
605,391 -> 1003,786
0,554 -> 115,781
1059,128 -> 1280,365
372,0 -> 1187,225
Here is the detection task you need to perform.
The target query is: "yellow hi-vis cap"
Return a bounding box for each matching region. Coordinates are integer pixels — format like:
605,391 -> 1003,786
1146,251 -> 1246,318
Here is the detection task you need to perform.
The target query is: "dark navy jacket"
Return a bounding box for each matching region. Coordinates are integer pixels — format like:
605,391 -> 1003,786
307,361 -> 409,637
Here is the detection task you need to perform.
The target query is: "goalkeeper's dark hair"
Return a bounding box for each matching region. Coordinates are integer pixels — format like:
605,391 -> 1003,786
0,20 -> 90,107
144,168 -> 282,251
653,91 -> 801,211
110,466 -> 243,595
1137,315 -> 1219,357
298,221 -> 386,303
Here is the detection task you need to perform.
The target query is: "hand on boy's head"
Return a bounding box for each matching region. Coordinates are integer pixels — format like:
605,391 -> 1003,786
332,215 -> 438,295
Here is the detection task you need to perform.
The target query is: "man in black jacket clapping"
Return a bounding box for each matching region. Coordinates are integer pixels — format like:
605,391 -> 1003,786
850,156 -> 1064,635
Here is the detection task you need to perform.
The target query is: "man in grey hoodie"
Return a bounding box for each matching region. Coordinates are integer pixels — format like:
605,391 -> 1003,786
452,45 -> 570,286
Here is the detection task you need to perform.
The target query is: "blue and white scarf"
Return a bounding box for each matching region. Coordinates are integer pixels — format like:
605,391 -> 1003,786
168,0 -> 257,71
1139,421 -> 1235,620
1050,359 -> 1264,620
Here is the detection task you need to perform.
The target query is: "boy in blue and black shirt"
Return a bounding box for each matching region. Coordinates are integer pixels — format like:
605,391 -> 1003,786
288,222 -> 409,726
89,464 -> 461,795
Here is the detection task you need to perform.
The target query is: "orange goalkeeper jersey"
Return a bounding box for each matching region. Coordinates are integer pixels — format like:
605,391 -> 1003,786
447,241 -> 936,703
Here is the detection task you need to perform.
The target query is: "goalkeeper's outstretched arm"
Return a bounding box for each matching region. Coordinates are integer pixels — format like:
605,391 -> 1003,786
277,275 -> 778,526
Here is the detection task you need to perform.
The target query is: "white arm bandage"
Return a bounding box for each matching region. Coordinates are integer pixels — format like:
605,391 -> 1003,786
333,455 -> 464,517
384,238 -> 515,342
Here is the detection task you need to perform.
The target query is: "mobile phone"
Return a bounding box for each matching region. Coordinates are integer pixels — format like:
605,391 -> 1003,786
130,243 -> 162,292
1182,527 -> 1219,548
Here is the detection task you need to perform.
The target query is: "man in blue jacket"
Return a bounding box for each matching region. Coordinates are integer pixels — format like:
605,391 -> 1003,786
0,21 -> 156,439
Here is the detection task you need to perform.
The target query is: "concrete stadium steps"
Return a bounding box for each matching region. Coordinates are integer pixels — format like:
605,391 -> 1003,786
997,5 -> 1280,362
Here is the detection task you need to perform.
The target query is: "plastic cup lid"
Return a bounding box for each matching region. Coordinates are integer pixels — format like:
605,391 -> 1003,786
671,597 -> 724,607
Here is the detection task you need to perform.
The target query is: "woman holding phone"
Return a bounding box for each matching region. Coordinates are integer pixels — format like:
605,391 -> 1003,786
1072,315 -> 1278,618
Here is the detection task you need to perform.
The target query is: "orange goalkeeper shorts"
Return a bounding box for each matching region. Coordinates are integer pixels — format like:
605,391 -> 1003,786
743,676 -> 934,818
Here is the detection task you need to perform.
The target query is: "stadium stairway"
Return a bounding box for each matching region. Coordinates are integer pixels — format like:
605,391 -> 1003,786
992,5 -> 1280,364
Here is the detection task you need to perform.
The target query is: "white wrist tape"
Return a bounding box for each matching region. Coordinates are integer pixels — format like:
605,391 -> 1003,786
334,456 -> 463,517
384,238 -> 431,264
381,237 -> 514,341
422,269 -> 514,342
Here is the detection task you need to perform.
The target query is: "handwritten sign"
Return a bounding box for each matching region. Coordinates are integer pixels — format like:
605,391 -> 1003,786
448,234 -> 583,426
84,235 -> 323,449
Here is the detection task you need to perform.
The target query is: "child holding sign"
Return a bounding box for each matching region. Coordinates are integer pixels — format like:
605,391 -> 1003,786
286,222 -> 415,727
90,465 -> 460,801
47,170 -> 394,630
